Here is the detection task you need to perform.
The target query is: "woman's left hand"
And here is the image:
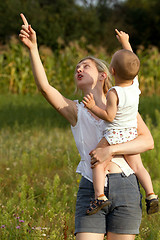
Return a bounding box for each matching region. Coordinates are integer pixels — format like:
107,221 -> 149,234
89,146 -> 112,168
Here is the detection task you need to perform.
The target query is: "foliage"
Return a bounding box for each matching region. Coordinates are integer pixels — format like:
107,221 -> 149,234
0,94 -> 159,239
137,46 -> 160,96
115,0 -> 160,50
1,38 -> 160,96
0,37 -> 109,95
0,0 -> 160,52
0,37 -> 35,94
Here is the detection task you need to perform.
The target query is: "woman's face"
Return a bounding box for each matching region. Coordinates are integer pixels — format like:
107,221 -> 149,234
75,59 -> 100,91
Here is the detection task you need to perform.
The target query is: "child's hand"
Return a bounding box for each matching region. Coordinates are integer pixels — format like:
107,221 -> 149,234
82,93 -> 95,109
115,29 -> 129,45
19,13 -> 37,50
115,29 -> 132,52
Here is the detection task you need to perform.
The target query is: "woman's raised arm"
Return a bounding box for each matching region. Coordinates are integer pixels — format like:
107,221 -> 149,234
90,112 -> 154,167
19,14 -> 77,126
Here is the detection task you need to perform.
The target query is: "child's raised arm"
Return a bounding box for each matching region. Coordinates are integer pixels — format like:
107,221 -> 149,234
115,29 -> 133,52
115,29 -> 139,81
19,14 -> 77,126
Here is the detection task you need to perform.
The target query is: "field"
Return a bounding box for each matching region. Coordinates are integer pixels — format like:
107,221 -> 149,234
0,94 -> 159,239
0,38 -> 160,239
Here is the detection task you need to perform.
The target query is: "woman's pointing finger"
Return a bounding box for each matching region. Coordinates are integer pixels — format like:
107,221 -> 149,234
20,13 -> 28,27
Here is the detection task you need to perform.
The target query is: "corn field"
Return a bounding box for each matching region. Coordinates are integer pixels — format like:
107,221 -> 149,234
0,36 -> 160,96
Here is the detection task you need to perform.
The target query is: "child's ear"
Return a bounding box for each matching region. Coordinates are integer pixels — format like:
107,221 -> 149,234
110,67 -> 115,76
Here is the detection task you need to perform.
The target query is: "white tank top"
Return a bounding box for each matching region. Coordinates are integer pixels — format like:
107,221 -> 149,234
105,77 -> 141,129
71,101 -> 134,185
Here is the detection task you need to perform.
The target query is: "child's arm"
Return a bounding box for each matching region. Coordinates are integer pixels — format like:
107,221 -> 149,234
115,29 -> 133,52
82,90 -> 118,122
19,14 -> 77,126
115,29 -> 139,81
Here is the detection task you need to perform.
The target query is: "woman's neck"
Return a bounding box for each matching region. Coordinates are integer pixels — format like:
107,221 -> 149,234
83,88 -> 106,109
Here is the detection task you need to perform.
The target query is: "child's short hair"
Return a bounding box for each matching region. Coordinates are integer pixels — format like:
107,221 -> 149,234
110,49 -> 140,80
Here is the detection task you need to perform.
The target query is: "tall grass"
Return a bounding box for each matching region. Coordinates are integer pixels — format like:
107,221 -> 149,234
0,94 -> 159,239
0,94 -> 79,239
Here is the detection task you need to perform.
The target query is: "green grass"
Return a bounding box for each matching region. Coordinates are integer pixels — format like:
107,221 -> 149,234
0,94 -> 160,239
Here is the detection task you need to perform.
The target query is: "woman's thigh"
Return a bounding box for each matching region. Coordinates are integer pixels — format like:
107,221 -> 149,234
75,177 -> 106,235
107,232 -> 135,240
105,173 -> 142,234
76,232 -> 104,240
75,175 -> 142,237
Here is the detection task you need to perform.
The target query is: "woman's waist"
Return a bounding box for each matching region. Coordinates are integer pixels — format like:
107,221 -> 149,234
78,157 -> 123,174
105,161 -> 123,174
78,155 -> 134,176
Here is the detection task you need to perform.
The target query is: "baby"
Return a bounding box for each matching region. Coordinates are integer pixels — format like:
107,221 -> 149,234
83,30 -> 159,215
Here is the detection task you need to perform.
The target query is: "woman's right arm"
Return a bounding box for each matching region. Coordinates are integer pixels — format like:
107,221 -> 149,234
90,113 -> 154,167
19,14 -> 77,126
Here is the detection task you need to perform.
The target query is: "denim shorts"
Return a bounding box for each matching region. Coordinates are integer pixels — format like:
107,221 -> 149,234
75,173 -> 142,235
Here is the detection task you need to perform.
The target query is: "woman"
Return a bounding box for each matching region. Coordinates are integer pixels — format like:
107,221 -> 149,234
19,13 -> 154,240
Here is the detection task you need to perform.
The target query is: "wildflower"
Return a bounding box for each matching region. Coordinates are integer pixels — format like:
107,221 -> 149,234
1,225 -> 5,228
16,226 -> 20,229
19,220 -> 24,222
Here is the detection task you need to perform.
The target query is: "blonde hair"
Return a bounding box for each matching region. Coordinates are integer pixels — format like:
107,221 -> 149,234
75,56 -> 113,94
111,49 -> 140,80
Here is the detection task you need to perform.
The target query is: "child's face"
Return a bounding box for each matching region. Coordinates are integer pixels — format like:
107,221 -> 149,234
75,59 -> 100,91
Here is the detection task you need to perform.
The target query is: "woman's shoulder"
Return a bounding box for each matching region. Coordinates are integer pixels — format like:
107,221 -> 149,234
71,100 -> 83,128
71,100 -> 96,129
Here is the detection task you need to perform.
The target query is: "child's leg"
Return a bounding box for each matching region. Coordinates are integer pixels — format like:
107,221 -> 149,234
92,161 -> 107,199
86,138 -> 111,215
93,137 -> 109,198
96,136 -> 110,148
125,154 -> 154,196
125,154 -> 159,214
